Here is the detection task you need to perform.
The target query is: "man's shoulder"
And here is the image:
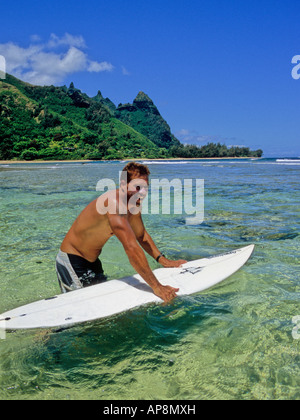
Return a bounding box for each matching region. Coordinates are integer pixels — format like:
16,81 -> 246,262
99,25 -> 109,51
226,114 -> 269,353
96,189 -> 122,216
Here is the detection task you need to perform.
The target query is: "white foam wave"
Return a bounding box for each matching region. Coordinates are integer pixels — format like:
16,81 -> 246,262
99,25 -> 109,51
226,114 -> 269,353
141,161 -> 188,165
276,159 -> 300,163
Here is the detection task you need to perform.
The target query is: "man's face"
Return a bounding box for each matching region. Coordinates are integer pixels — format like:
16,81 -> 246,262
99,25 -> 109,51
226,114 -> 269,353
127,174 -> 149,208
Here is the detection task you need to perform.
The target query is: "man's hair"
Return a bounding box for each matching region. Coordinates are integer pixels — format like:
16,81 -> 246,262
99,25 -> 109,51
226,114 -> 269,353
121,162 -> 150,183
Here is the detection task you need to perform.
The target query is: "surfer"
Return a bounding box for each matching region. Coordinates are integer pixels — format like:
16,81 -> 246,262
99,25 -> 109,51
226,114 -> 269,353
56,162 -> 187,302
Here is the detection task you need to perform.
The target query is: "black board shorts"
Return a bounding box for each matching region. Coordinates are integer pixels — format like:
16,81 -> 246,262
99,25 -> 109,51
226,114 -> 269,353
56,250 -> 107,293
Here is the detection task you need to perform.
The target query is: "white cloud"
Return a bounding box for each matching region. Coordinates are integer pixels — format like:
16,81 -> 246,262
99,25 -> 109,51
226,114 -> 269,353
176,129 -> 238,146
48,33 -> 87,49
177,129 -> 190,136
88,60 -> 114,73
0,34 -> 114,85
30,34 -> 42,43
121,66 -> 130,76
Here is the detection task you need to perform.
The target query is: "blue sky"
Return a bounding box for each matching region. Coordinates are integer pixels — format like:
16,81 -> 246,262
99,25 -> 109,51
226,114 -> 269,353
0,0 -> 300,157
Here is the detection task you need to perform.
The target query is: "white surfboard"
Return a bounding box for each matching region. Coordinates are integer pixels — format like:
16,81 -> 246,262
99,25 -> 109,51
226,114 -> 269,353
0,245 -> 254,330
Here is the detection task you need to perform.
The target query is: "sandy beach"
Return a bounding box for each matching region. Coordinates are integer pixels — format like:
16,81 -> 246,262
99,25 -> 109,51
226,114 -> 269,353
0,160 -> 92,164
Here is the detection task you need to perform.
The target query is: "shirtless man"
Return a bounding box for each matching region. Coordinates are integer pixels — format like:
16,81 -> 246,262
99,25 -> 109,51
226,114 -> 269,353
56,162 -> 187,303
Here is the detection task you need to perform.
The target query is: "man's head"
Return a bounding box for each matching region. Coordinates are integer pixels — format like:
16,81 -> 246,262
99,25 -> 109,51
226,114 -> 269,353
120,162 -> 150,211
120,162 -> 150,184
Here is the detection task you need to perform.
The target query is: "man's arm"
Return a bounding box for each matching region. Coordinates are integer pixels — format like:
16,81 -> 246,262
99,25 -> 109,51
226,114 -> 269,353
107,212 -> 179,303
130,213 -> 187,268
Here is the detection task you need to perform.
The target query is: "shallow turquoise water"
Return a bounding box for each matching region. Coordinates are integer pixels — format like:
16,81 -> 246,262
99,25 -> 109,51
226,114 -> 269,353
0,159 -> 299,400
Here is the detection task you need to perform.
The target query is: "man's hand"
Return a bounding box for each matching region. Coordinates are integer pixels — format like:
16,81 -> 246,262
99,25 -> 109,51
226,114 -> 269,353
153,284 -> 179,303
159,257 -> 187,268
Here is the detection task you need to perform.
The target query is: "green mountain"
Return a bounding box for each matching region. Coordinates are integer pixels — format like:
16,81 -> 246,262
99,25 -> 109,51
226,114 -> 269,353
0,74 -> 263,161
115,92 -> 180,149
0,75 -> 164,160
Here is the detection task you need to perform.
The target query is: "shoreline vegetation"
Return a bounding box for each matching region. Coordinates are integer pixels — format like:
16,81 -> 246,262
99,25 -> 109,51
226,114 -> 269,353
0,157 -> 262,164
0,74 -> 263,161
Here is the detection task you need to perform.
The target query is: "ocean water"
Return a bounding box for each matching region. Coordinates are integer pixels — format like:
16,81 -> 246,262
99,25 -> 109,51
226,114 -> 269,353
0,158 -> 299,400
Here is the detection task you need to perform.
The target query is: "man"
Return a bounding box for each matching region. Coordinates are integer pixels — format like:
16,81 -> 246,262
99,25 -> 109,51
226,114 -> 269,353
56,162 -> 187,303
